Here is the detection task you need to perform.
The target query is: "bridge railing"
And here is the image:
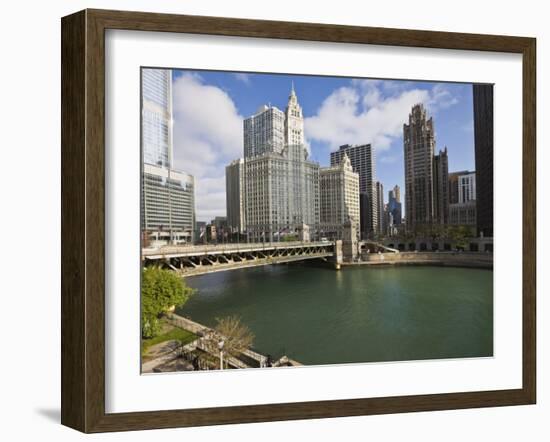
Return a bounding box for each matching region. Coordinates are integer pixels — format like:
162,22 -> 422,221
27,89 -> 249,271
142,240 -> 334,257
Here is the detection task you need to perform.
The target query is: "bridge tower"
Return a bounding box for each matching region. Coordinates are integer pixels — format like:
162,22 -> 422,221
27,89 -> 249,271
342,217 -> 359,262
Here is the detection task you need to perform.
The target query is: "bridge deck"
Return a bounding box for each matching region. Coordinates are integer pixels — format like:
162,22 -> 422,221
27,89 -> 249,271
143,241 -> 334,259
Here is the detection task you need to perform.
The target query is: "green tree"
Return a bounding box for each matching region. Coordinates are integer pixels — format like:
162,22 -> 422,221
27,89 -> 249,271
447,225 -> 472,250
141,266 -> 194,338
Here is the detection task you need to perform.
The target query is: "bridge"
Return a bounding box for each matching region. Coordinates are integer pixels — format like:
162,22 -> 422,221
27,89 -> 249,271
142,241 -> 337,276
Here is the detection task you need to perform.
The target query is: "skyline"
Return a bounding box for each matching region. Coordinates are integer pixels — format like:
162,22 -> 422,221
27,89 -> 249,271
169,69 -> 476,222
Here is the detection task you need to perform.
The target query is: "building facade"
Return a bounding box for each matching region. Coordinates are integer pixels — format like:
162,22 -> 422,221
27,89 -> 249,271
285,83 -> 305,147
387,185 -> 402,236
141,68 -> 196,245
448,170 -> 470,204
376,181 -> 385,235
473,84 -> 494,238
244,144 -> 320,242
141,163 -> 195,244
448,171 -> 477,226
433,147 -> 449,225
403,104 -> 436,230
458,172 -> 477,204
388,185 -> 402,228
359,193 -> 372,240
225,159 -> 246,233
243,105 -> 285,158
142,68 -> 173,168
319,154 -> 360,240
449,201 -> 477,226
236,86 -> 321,242
331,143 -> 377,235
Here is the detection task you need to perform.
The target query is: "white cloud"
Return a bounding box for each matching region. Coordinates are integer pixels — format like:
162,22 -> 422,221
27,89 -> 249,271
233,73 -> 251,84
428,83 -> 459,111
304,81 -> 459,152
172,74 -> 244,221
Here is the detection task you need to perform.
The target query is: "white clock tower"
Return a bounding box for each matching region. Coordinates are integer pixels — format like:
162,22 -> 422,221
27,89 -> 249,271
284,82 -> 305,147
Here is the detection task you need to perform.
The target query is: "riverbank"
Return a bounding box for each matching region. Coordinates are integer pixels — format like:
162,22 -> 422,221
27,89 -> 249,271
141,313 -> 302,373
349,251 -> 493,270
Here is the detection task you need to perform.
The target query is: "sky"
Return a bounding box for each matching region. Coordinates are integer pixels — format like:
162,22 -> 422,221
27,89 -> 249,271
170,69 -> 475,222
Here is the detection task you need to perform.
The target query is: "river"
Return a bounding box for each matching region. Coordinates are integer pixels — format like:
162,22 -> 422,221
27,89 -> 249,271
177,264 -> 493,366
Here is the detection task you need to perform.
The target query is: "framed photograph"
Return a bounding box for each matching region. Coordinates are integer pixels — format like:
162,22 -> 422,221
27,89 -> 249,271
61,9 -> 536,433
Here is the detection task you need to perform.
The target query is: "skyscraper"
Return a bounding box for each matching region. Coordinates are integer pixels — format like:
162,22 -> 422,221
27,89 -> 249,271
240,87 -> 319,242
392,185 -> 401,204
449,171 -> 477,226
473,84 -> 494,237
319,154 -> 360,239
458,173 -> 477,204
243,105 -> 285,158
141,68 -> 195,244
142,68 -> 173,168
331,144 -> 377,235
141,164 -> 195,243
448,170 -> 471,204
376,181 -> 385,235
388,186 -> 402,226
225,159 -> 246,233
403,104 -> 436,230
244,144 -> 320,242
433,147 -> 449,225
358,193 -> 371,240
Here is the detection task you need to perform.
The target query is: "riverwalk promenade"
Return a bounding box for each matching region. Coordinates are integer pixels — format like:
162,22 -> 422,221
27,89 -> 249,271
142,314 -> 302,373
352,251 -> 493,269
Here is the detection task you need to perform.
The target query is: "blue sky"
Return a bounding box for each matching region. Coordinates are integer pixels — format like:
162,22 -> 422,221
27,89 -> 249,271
170,69 -> 475,222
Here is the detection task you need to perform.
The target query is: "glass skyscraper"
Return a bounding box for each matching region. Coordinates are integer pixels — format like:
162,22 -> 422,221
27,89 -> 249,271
142,69 -> 173,168
141,69 -> 195,245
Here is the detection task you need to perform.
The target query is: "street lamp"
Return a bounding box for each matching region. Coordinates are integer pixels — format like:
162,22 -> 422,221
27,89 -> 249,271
218,339 -> 225,370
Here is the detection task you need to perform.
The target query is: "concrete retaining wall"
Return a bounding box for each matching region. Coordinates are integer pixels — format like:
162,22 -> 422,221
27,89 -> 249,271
353,251 -> 493,269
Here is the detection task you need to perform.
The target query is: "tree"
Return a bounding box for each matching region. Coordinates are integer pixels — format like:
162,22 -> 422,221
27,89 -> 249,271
446,225 -> 472,250
214,316 -> 255,367
141,266 -> 194,338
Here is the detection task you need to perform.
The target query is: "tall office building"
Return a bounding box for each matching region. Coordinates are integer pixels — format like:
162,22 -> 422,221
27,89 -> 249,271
388,186 -> 402,226
243,105 -> 285,158
331,144 -> 377,235
225,159 -> 246,233
433,147 -> 449,225
448,170 -> 470,204
359,193 -> 372,240
473,84 -> 494,237
141,68 -> 195,244
141,163 -> 195,243
319,154 -> 360,239
458,172 -> 477,204
240,87 -> 320,241
142,68 -> 173,168
403,104 -> 436,230
392,185 -> 401,204
244,143 -> 320,242
376,181 -> 385,235
449,171 -> 477,226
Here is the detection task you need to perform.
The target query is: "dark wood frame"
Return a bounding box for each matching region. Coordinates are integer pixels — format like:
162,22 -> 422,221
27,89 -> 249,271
61,8 -> 536,433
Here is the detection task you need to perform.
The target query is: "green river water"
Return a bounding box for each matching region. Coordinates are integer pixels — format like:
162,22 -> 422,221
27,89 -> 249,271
177,264 -> 493,366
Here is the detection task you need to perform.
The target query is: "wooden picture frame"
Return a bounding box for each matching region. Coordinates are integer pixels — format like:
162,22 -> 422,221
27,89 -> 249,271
61,8 -> 536,433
